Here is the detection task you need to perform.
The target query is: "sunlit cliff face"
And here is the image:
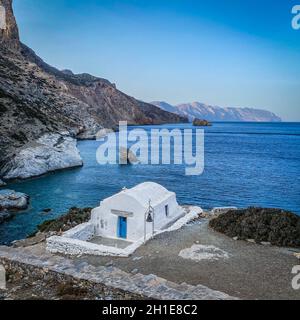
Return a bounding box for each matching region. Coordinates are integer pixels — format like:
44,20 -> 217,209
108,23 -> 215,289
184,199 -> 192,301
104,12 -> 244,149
0,0 -> 20,51
0,5 -> 6,30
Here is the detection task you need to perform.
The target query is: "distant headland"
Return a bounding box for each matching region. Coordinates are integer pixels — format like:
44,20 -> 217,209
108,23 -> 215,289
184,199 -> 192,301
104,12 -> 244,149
151,101 -> 282,122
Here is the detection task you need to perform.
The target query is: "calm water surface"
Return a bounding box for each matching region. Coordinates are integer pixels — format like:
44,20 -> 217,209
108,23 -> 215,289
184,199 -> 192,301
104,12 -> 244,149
0,122 -> 299,244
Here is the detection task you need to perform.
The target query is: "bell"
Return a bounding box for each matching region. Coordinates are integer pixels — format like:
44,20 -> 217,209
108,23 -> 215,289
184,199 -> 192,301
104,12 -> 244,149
146,211 -> 153,223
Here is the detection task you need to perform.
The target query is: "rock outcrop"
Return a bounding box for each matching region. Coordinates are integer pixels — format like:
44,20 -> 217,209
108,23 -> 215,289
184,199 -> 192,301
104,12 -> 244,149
0,0 -> 20,52
2,133 -> 83,180
152,101 -> 282,122
0,0 -> 186,181
32,207 -> 92,236
0,189 -> 29,211
193,118 -> 212,127
119,147 -> 138,165
209,207 -> 300,248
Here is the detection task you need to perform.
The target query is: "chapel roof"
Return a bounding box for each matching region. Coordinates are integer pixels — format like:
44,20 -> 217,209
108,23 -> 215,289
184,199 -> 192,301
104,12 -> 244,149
104,182 -> 174,208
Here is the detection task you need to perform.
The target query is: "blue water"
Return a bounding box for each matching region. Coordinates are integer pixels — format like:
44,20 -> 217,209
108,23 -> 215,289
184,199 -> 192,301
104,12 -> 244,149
0,122 -> 300,245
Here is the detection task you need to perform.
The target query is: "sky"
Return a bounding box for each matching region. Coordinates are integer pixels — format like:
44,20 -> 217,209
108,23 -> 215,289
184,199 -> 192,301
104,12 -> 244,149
13,0 -> 300,121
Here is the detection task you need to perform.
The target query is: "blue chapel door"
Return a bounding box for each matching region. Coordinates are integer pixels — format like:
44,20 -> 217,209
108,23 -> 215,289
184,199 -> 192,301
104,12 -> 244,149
118,216 -> 127,239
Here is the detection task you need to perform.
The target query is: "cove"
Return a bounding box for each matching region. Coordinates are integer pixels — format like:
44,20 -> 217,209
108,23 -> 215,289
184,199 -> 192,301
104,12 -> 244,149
0,122 -> 299,245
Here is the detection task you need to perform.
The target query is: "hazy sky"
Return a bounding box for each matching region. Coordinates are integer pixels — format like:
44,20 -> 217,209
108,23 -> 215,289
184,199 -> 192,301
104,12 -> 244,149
14,0 -> 300,121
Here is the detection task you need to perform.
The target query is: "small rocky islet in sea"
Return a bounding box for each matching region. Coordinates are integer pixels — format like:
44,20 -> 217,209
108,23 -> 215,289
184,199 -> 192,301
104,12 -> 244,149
192,118 -> 212,127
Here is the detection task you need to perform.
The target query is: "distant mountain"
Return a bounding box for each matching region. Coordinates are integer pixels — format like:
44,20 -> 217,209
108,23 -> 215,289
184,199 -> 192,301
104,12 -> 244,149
151,101 -> 282,122
151,101 -> 178,114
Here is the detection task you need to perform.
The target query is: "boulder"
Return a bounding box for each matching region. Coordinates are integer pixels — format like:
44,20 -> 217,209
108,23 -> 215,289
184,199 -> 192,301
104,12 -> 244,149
0,189 -> 29,211
119,147 -> 138,165
193,118 -> 212,127
0,179 -> 6,187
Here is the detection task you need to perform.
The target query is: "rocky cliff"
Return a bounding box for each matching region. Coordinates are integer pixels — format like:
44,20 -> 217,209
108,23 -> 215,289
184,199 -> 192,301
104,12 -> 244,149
152,101 -> 282,122
0,0 -> 19,52
20,44 -> 187,131
0,0 -> 186,181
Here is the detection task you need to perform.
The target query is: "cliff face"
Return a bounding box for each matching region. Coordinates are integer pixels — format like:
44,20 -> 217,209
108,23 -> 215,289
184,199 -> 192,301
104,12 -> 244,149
0,0 -> 186,180
0,0 -> 20,52
152,101 -> 282,122
21,44 -> 187,131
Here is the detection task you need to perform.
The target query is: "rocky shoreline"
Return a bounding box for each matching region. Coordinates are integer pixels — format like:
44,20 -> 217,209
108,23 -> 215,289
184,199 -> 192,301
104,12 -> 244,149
1,133 -> 83,181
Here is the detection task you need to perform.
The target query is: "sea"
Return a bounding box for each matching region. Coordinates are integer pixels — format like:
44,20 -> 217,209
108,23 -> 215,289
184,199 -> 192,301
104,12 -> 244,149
0,122 -> 299,245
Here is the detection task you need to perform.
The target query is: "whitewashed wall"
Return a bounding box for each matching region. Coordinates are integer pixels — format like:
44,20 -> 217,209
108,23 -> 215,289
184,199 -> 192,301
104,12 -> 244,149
63,223 -> 94,241
46,206 -> 203,257
91,192 -> 184,242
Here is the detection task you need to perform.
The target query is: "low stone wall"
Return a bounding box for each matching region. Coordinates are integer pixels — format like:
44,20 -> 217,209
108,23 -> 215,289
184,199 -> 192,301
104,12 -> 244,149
47,236 -> 130,257
0,257 -> 144,300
